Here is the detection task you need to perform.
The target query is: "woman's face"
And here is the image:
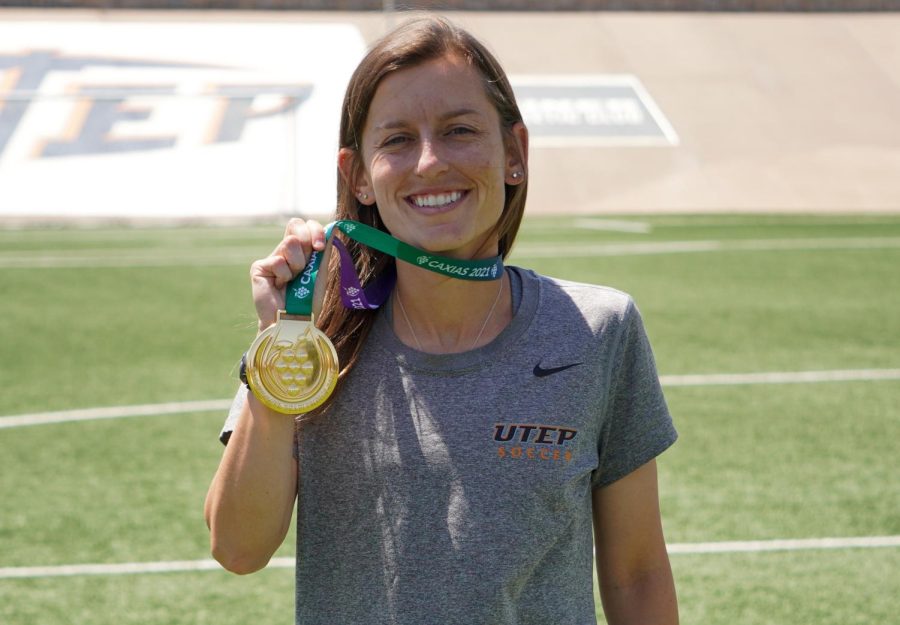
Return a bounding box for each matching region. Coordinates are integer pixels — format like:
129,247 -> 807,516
349,54 -> 525,260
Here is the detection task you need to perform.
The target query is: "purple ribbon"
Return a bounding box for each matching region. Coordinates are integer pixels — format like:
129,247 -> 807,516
332,237 -> 396,310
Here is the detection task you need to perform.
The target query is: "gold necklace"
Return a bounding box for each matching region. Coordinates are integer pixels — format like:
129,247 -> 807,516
395,277 -> 505,352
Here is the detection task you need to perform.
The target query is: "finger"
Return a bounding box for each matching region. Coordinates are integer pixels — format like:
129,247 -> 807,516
278,237 -> 309,277
252,254 -> 294,289
280,218 -> 328,273
305,219 -> 327,251
283,216 -> 307,237
279,221 -> 316,274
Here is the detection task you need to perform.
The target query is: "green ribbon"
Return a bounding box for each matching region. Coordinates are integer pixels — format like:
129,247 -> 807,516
285,220 -> 504,317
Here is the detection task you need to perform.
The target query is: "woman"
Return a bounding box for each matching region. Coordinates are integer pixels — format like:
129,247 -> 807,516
206,15 -> 678,625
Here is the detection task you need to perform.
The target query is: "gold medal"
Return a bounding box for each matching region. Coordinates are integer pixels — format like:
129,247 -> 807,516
245,311 -> 339,414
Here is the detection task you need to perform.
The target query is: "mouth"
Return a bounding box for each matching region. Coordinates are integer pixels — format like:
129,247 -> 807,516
406,190 -> 467,212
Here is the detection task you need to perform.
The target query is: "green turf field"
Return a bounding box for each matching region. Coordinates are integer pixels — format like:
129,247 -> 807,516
1,214 -> 898,624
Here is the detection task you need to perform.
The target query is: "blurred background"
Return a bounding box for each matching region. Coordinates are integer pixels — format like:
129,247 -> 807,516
1,2 -> 898,624
2,0 -> 898,222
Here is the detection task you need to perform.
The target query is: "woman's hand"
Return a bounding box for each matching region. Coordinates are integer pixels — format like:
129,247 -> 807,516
250,218 -> 327,333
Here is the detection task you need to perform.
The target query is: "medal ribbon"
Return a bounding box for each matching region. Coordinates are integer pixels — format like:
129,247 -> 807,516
284,220 -> 504,317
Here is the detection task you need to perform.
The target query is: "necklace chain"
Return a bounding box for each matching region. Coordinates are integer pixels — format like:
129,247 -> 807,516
395,277 -> 505,352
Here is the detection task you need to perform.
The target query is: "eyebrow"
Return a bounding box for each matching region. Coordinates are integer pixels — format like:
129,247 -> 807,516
373,108 -> 484,131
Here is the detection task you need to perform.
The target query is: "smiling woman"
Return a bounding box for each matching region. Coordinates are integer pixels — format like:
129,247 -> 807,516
348,54 -> 526,260
204,15 -> 679,625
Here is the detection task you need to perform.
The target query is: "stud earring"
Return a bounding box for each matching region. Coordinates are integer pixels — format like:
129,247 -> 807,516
511,172 -> 522,180
360,193 -> 369,201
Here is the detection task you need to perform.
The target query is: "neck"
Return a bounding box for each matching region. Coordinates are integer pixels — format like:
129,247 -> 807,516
392,263 -> 511,354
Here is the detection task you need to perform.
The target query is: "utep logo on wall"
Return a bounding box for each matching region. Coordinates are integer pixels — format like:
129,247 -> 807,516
0,22 -> 366,219
0,50 -> 312,159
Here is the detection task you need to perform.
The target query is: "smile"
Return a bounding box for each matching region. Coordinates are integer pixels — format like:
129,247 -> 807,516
408,190 -> 465,209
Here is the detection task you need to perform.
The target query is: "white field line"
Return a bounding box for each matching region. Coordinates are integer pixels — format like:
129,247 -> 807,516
0,399 -> 233,429
0,557 -> 292,580
667,535 -> 900,555
2,369 -> 899,430
0,249 -> 262,269
3,236 -> 900,268
2,537 -> 899,579
514,236 -> 900,258
571,218 -> 653,233
660,368 -> 900,387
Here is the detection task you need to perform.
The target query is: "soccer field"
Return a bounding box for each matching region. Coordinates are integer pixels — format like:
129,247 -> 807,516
1,214 -> 899,624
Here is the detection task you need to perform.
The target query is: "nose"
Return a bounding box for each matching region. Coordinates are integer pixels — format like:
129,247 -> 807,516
414,137 -> 449,178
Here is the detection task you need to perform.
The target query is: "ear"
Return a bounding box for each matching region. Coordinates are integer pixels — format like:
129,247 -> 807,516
503,122 -> 529,186
338,147 -> 376,205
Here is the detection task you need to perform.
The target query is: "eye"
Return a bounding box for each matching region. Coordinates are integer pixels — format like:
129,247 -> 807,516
379,134 -> 411,148
447,125 -> 476,137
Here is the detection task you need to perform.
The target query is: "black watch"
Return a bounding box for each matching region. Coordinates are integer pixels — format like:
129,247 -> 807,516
239,352 -> 250,388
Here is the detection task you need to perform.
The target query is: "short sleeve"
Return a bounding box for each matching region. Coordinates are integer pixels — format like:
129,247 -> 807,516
591,299 -> 677,488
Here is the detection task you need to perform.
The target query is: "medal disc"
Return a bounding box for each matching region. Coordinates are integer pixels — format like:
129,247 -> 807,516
245,314 -> 339,414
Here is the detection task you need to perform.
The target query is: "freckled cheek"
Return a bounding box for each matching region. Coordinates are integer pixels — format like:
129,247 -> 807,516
471,155 -> 507,188
458,146 -> 507,186
368,157 -> 407,195
456,138 -> 502,163
453,144 -> 501,176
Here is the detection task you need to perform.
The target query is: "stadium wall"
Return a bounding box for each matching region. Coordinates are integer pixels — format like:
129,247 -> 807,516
2,9 -> 898,219
4,1 -> 900,12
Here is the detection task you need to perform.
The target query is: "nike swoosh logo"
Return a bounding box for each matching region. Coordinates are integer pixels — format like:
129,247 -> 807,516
533,361 -> 583,377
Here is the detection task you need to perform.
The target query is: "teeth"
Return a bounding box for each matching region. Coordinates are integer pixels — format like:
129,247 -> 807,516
412,191 -> 462,208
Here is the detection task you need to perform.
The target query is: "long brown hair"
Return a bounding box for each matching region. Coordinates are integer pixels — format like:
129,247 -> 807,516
302,15 -> 528,423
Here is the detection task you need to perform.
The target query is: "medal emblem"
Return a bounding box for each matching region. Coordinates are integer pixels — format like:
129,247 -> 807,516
245,312 -> 339,414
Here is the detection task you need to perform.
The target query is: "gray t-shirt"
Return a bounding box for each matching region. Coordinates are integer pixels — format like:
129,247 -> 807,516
286,267 -> 676,624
